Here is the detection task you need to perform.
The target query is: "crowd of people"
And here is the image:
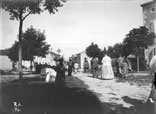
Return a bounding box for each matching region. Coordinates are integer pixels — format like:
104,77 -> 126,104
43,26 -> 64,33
89,54 -> 114,80
35,54 -> 132,87
90,54 -> 156,114
33,57 -> 81,88
89,54 -> 133,80
33,53 -> 156,113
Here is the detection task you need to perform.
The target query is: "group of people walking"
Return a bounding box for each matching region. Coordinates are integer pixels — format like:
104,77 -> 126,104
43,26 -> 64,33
43,57 -> 66,88
44,57 -> 80,87
90,54 -> 114,80
67,58 -> 79,76
116,55 -> 132,78
34,53 -> 156,113
36,53 -> 132,88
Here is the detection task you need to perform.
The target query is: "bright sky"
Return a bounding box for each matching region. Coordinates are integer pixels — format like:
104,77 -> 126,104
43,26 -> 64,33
0,0 -> 151,59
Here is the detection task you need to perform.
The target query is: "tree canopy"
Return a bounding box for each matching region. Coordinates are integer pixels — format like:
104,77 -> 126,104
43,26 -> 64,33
123,26 -> 155,57
122,26 -> 155,72
8,41 -> 19,62
8,26 -> 50,62
105,43 -> 123,58
22,26 -> 50,61
86,42 -> 101,58
2,0 -> 65,21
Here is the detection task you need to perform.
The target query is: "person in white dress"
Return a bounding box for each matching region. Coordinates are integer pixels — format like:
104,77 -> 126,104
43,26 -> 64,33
101,54 -> 114,79
74,62 -> 79,73
45,62 -> 57,83
45,68 -> 56,83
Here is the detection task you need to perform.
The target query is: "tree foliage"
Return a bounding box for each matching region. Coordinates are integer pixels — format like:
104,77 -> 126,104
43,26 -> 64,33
97,47 -> 107,64
112,43 -> 123,57
22,26 -> 50,61
123,26 -> 155,57
107,46 -> 113,57
8,26 -> 50,62
105,43 -> 123,58
2,0 -> 65,21
86,42 -> 101,58
2,0 -> 65,79
122,26 -> 155,72
8,41 -> 19,62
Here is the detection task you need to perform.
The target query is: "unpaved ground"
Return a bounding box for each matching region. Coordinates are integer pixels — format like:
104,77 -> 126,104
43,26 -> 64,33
66,71 -> 151,108
1,71 -> 152,108
0,71 -> 153,114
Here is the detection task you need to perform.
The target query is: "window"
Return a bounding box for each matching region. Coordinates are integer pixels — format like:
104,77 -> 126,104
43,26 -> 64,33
150,7 -> 155,13
149,22 -> 154,32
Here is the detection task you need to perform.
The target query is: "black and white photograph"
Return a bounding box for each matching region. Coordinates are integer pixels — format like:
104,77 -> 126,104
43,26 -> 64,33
0,0 -> 156,114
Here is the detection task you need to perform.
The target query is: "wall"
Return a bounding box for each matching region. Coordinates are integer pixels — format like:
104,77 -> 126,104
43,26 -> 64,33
141,1 -> 156,64
80,51 -> 91,69
0,55 -> 12,70
142,1 -> 156,32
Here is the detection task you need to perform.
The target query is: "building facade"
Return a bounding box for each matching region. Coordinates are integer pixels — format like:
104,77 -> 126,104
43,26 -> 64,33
0,55 -> 12,70
72,51 -> 91,69
141,0 -> 156,64
34,51 -> 60,65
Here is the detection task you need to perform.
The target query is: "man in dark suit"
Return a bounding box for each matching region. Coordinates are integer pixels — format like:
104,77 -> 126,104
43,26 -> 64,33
68,58 -> 73,76
91,57 -> 99,78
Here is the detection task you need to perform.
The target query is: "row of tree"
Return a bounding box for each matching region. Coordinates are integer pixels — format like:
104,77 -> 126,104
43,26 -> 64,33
86,26 -> 155,71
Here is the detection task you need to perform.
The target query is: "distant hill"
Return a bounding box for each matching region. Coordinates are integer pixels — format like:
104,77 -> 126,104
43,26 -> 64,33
0,49 -> 9,55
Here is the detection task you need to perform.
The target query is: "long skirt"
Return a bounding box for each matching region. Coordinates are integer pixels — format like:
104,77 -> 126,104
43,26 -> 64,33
102,63 -> 114,79
55,73 -> 65,88
40,68 -> 46,76
45,68 -> 56,83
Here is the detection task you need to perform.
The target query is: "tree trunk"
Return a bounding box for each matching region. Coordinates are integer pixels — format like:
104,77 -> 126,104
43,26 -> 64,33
30,60 -> 33,72
137,56 -> 139,73
12,61 -> 16,71
18,19 -> 23,82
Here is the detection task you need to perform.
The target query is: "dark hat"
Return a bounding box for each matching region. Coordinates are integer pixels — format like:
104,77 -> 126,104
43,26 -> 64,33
58,56 -> 64,61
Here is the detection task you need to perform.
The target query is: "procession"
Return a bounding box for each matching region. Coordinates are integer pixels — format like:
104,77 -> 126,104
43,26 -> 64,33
33,54 -> 130,84
1,0 -> 156,114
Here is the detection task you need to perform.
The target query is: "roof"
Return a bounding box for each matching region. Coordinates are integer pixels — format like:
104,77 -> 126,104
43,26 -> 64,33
127,54 -> 136,58
0,49 -> 9,55
140,0 -> 155,7
76,51 -> 85,55
49,51 -> 60,57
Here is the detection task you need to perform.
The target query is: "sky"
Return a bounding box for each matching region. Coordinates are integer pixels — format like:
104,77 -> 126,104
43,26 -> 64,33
0,0 -> 152,59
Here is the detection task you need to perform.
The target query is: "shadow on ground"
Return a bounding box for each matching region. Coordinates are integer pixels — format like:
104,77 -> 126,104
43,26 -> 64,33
0,74 -> 153,114
100,96 -> 152,114
84,74 -> 152,114
0,76 -> 102,114
115,73 -> 152,86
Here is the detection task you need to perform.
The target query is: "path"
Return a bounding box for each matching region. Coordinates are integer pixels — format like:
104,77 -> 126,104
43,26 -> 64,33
66,71 -> 151,108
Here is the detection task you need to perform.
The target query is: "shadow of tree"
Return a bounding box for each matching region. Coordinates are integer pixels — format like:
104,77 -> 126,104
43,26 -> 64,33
1,76 -> 45,86
1,74 -> 153,114
99,96 -> 150,114
0,76 -> 103,114
66,74 -> 152,114
115,74 -> 151,86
